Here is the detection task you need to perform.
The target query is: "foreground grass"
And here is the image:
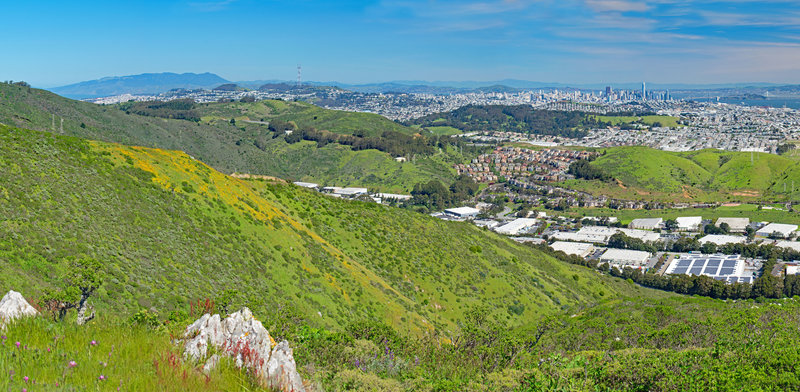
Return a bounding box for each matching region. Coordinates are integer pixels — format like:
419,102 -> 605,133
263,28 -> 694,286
6,295 -> 800,391
0,317 -> 266,391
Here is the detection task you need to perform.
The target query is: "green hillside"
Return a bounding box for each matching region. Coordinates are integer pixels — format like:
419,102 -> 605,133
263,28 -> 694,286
0,124 -> 639,335
593,114 -> 682,128
7,125 -> 800,391
198,99 -> 412,137
0,83 -> 460,192
563,146 -> 800,202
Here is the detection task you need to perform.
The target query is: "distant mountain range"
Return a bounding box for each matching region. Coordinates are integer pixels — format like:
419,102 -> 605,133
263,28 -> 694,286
50,72 -> 230,99
45,72 -> 798,99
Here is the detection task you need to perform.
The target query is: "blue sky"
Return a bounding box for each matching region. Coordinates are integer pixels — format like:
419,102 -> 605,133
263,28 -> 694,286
3,0 -> 800,86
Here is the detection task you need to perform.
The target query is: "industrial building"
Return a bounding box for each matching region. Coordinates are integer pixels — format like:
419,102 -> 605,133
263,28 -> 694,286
699,235 -> 746,246
549,241 -> 594,258
293,181 -> 319,189
374,193 -> 412,201
495,218 -> 539,235
715,217 -> 750,233
443,206 -> 481,219
776,241 -> 800,253
599,248 -> 651,268
676,216 -> 702,231
551,226 -> 660,244
665,253 -> 753,283
629,218 -> 662,230
756,223 -> 798,238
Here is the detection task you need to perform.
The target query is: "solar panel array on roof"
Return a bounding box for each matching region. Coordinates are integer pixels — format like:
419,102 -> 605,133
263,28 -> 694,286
723,260 -> 736,268
666,253 -> 749,284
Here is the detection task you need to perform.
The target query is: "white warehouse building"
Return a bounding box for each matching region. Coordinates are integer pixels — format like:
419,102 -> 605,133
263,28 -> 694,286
629,218 -> 663,230
676,216 -> 703,231
599,248 -> 651,269
715,217 -> 750,233
549,241 -> 594,258
443,206 -> 481,219
756,223 -> 798,238
495,218 -> 539,235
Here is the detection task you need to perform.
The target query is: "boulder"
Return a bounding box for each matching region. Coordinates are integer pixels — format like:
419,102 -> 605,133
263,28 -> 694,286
0,290 -> 38,329
266,340 -> 305,392
182,308 -> 305,392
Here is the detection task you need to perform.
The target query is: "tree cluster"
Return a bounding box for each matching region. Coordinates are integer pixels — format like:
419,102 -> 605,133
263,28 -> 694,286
567,159 -> 612,181
120,98 -> 200,121
406,105 -> 594,138
284,125 -> 434,157
409,175 -> 479,211
777,143 -> 795,154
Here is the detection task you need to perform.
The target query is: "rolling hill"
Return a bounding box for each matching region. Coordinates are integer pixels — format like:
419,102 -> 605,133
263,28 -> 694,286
0,82 -> 460,193
563,146 -> 800,202
0,124 -> 641,335
5,123 -> 800,391
48,72 -> 230,99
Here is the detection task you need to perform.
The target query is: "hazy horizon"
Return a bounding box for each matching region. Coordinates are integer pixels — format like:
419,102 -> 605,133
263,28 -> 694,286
4,0 -> 800,87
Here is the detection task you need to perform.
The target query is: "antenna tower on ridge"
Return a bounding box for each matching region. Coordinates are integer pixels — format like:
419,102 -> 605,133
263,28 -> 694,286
297,64 -> 302,87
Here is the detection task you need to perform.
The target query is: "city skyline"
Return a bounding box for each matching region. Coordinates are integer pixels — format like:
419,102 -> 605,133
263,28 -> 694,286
3,0 -> 800,87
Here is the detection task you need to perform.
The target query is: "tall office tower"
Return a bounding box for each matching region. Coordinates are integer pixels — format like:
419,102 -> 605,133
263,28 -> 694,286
641,82 -> 646,100
605,86 -> 612,97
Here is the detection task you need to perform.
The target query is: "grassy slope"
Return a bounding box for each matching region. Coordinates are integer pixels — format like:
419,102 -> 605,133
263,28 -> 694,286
198,99 -> 413,137
594,114 -> 681,127
0,83 -> 456,192
563,146 -> 800,202
0,124 -> 653,336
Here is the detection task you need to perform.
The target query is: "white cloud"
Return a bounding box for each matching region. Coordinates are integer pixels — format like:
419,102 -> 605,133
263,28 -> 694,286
584,0 -> 649,12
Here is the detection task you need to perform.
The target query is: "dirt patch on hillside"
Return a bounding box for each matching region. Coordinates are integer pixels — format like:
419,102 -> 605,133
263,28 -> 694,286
616,179 -> 627,189
230,173 -> 286,183
731,190 -> 760,197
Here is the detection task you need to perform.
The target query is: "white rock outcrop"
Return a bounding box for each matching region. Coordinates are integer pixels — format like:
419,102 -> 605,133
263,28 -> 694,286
183,307 -> 305,392
0,290 -> 38,329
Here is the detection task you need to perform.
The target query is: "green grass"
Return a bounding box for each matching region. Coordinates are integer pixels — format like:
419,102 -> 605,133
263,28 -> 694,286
0,83 -> 459,193
593,114 -> 681,128
424,126 -> 463,136
6,123 -> 800,391
0,124 -> 645,336
197,99 -> 414,137
564,146 -> 800,202
0,317 -> 268,391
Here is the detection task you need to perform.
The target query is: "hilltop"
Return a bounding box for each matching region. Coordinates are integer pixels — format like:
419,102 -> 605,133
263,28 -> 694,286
48,72 -> 231,99
562,146 -> 800,202
0,82 -> 461,192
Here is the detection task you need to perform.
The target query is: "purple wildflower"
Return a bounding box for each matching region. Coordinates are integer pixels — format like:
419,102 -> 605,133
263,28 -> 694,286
15,342 -> 20,348
98,375 -> 106,381
23,376 -> 28,382
68,361 -> 77,368
90,340 -> 97,346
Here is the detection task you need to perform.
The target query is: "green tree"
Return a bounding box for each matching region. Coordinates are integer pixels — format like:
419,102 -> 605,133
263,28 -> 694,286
41,257 -> 104,324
